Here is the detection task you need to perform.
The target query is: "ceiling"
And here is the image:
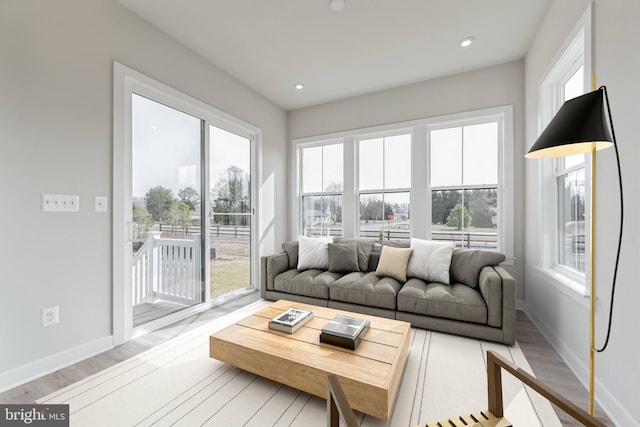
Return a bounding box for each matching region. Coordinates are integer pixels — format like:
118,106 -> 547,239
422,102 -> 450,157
115,0 -> 551,111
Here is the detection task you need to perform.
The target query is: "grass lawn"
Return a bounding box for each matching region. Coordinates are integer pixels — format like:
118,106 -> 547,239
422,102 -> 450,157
210,258 -> 250,299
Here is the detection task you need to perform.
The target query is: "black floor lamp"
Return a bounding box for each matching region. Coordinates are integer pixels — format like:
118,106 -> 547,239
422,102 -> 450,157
525,86 -> 623,416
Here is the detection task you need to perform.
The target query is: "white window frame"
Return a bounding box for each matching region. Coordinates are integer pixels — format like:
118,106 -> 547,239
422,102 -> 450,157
537,5 -> 592,295
426,117 -> 502,251
292,105 -> 514,264
297,139 -> 344,237
356,130 -> 412,240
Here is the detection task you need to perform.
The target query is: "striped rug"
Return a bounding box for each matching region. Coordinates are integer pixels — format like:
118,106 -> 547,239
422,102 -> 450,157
38,300 -> 560,426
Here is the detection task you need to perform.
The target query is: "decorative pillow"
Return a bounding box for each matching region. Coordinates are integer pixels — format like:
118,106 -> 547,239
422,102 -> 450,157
406,238 -> 455,284
450,248 -> 506,288
282,240 -> 299,270
328,243 -> 360,273
333,238 -> 374,272
375,245 -> 413,282
382,240 -> 411,248
297,236 -> 333,270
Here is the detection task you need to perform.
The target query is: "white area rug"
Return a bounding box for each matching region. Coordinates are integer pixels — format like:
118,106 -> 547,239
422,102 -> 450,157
38,300 -> 560,426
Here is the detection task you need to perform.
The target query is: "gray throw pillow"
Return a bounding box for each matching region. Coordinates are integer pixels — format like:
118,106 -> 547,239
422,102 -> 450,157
333,237 -> 375,272
450,248 -> 506,288
328,243 -> 360,273
282,240 -> 299,270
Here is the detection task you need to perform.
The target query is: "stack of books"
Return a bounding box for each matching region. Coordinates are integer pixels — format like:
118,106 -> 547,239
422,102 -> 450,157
320,315 -> 370,350
268,308 -> 313,333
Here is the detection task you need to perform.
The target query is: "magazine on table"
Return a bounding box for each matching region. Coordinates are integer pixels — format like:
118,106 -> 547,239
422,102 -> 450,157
268,308 -> 313,333
321,315 -> 370,340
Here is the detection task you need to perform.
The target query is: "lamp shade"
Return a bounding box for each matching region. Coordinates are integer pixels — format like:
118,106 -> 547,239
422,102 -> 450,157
526,88 -> 613,158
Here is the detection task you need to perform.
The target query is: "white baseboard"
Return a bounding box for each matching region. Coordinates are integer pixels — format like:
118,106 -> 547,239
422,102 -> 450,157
525,307 -> 638,427
0,335 -> 114,394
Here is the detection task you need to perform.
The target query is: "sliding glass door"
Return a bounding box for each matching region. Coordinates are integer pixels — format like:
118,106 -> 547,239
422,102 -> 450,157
113,63 -> 259,342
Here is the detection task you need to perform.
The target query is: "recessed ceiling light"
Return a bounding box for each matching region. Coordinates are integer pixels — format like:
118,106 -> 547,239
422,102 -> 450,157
330,0 -> 345,11
295,83 -> 304,90
460,37 -> 475,48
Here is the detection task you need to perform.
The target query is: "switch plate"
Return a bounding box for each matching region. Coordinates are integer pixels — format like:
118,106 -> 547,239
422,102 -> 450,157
42,306 -> 59,327
95,196 -> 108,212
42,194 -> 79,212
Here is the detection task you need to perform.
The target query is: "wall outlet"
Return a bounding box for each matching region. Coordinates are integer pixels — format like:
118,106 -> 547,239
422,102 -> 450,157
42,194 -> 79,212
95,196 -> 108,212
42,306 -> 59,327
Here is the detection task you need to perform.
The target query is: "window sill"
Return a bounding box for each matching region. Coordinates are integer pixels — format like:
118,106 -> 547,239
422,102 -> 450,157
535,266 -> 590,306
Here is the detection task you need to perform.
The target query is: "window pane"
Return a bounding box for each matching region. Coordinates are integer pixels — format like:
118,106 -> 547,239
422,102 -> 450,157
302,146 -> 322,193
557,169 -> 585,272
563,154 -> 584,169
563,65 -> 584,101
322,143 -> 343,192
431,188 -> 498,249
561,66 -> 585,171
131,93 -> 203,318
359,138 -> 383,190
383,192 -> 410,240
359,192 -> 409,241
430,127 -> 462,187
463,123 -> 498,186
302,195 -> 342,237
384,134 -> 411,189
209,125 -> 252,298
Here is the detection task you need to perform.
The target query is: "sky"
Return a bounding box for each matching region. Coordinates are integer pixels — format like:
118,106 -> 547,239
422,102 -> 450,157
301,125 -> 499,195
132,94 -> 250,200
132,92 -> 500,205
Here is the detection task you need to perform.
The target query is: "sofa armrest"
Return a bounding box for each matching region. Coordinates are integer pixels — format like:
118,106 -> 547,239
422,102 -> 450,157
478,265 -> 515,344
494,265 -> 515,345
260,253 -> 290,298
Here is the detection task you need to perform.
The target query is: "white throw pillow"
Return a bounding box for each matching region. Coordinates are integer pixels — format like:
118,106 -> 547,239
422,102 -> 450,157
297,236 -> 333,270
406,238 -> 455,284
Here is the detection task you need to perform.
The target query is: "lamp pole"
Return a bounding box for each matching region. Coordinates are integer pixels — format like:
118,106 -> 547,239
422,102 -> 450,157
589,145 -> 596,416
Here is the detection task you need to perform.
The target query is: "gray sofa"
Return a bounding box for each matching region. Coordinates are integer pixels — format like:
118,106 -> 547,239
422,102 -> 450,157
260,239 -> 515,345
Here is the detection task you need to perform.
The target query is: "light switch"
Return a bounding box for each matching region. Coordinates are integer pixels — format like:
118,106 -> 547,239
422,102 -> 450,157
42,194 -> 79,212
95,196 -> 108,212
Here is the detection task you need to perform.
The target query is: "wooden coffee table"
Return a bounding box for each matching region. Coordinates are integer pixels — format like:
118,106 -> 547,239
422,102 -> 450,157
209,299 -> 411,420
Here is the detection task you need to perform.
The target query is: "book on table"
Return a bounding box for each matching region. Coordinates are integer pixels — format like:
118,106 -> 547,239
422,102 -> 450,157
268,308 -> 313,333
320,315 -> 370,349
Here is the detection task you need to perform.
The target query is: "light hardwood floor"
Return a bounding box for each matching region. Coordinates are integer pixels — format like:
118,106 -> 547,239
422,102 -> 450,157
0,295 -> 613,426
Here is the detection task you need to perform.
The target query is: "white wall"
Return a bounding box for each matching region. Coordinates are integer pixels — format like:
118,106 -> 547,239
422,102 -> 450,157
524,0 -> 640,425
288,61 -> 526,300
0,0 -> 287,387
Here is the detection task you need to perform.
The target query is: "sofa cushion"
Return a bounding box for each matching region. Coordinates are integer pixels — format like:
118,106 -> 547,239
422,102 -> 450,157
274,269 -> 343,299
406,238 -> 455,284
330,272 -> 401,310
333,238 -> 375,272
282,240 -> 299,270
397,278 -> 488,324
375,246 -> 413,282
297,236 -> 333,270
450,248 -> 506,288
328,243 -> 360,273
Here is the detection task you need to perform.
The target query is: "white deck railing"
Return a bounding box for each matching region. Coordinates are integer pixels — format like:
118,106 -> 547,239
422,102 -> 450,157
132,232 -> 201,306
